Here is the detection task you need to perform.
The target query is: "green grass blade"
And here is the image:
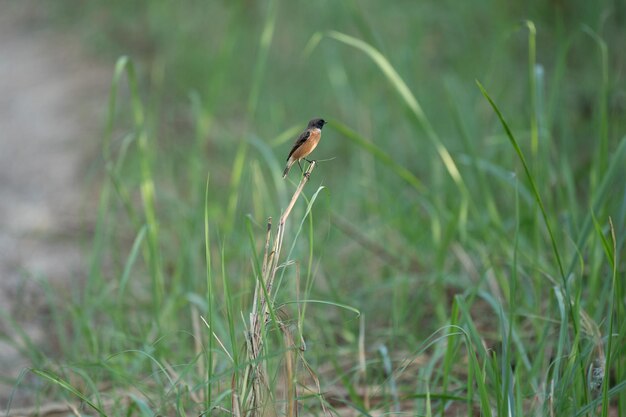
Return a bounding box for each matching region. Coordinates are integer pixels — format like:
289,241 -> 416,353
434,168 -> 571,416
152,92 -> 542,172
128,393 -> 156,417
378,344 -> 400,413
117,225 -> 147,309
332,120 -> 426,193
566,137 -> 626,276
576,380 -> 626,416
601,218 -> 617,417
455,296 -> 493,416
476,80 -> 566,282
524,21 -> 539,160
204,172 -> 214,410
103,56 -> 144,161
274,185 -> 327,298
137,127 -> 164,317
30,369 -> 106,416
220,243 -> 238,366
324,31 -> 466,193
278,300 -> 360,318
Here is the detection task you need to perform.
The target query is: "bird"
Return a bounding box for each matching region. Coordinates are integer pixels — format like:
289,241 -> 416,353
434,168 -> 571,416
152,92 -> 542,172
282,118 -> 327,178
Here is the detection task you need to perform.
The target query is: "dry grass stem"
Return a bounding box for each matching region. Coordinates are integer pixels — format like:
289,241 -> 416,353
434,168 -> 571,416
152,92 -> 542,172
243,162 -> 316,415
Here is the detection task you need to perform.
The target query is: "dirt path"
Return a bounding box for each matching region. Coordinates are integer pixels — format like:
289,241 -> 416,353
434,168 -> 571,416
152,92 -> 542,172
0,4 -> 109,408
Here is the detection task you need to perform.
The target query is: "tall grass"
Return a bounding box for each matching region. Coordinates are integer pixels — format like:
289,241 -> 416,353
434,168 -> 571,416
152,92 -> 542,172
4,1 -> 625,415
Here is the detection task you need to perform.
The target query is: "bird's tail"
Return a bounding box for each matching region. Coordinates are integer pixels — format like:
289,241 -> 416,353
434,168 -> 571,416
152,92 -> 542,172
282,161 -> 292,179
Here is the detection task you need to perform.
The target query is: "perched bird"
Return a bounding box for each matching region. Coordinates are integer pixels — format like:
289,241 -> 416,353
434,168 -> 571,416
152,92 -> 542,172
282,118 -> 327,178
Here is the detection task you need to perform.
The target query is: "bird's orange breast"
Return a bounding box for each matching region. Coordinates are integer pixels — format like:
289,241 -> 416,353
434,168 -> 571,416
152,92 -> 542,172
291,129 -> 321,160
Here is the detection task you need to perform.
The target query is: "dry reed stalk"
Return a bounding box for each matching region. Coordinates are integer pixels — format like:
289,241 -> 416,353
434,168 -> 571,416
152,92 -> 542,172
243,162 -> 316,416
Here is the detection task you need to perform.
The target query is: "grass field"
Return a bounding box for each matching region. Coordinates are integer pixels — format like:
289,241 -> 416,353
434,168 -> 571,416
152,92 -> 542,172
5,0 -> 626,415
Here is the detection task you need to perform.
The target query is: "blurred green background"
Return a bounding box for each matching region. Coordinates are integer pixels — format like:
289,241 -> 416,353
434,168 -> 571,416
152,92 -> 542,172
7,0 -> 626,415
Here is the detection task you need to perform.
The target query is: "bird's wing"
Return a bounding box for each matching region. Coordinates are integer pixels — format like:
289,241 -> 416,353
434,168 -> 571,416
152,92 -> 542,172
286,130 -> 311,160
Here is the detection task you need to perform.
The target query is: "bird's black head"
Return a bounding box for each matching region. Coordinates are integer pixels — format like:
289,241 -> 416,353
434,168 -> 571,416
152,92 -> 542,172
308,118 -> 327,129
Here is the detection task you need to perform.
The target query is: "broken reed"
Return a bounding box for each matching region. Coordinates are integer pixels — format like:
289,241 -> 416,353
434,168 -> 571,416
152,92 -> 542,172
239,161 -> 317,416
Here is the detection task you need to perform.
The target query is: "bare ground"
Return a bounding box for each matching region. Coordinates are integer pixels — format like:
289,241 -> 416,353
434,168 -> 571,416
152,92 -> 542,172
0,3 -> 110,408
